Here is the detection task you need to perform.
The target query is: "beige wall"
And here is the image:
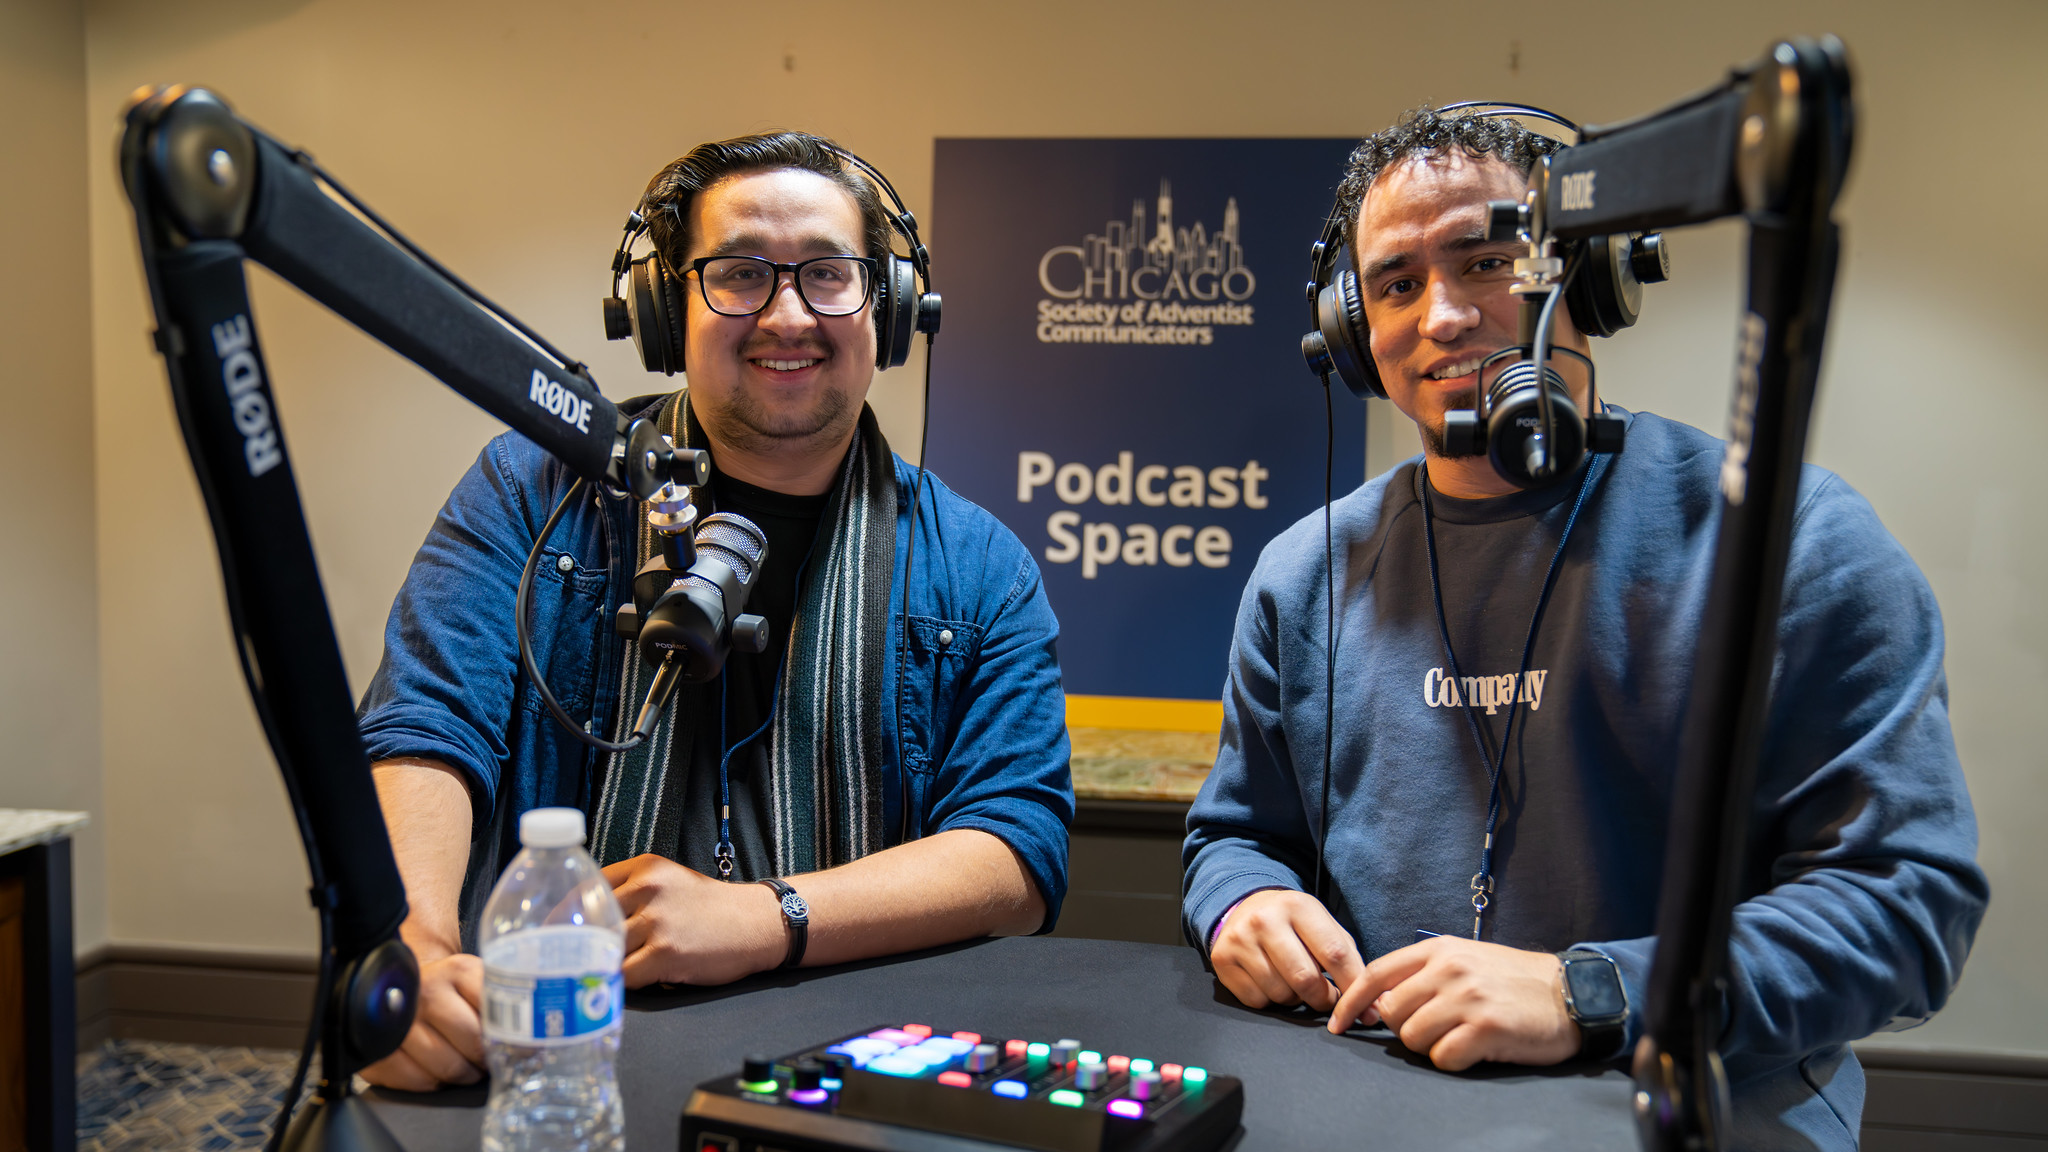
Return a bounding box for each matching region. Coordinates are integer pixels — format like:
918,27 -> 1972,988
75,0 -> 2046,1052
1,0 -> 105,956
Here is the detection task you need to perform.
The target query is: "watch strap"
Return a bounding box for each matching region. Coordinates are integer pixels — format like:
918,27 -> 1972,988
759,877 -> 808,969
1575,1020 -> 1626,1063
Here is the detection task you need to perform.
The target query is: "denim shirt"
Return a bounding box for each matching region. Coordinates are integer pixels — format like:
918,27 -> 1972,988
357,417 -> 1075,941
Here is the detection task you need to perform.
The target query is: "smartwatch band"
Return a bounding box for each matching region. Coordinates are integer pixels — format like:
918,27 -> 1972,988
760,877 -> 809,969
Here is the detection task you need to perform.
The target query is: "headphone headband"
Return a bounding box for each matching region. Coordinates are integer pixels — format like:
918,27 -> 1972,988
824,145 -> 934,284
1434,101 -> 1580,139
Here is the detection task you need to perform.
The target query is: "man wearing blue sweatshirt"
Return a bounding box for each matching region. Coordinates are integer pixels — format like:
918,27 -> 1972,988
1181,107 -> 1987,1148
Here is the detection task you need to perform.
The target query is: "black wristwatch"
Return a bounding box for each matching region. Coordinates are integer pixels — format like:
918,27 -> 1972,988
1558,949 -> 1629,1061
759,877 -> 809,969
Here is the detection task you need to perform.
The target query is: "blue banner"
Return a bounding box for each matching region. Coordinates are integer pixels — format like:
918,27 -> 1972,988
927,138 -> 1366,701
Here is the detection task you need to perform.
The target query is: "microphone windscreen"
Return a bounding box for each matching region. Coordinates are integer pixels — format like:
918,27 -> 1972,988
1490,358 -> 1571,397
694,513 -> 767,585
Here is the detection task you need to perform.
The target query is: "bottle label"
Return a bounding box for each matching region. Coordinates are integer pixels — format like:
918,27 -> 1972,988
482,926 -> 625,1046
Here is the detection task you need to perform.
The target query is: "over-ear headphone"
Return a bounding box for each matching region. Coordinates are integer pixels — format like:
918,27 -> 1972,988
600,143 -> 941,375
1299,102 -> 1670,400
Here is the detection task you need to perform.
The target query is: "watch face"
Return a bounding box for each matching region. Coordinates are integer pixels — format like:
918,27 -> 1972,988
1566,958 -> 1627,1020
781,892 -> 809,921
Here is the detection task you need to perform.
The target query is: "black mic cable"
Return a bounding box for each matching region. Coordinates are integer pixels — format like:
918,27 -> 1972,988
518,477 -> 647,751
1525,272 -> 1569,481
515,478 -> 769,751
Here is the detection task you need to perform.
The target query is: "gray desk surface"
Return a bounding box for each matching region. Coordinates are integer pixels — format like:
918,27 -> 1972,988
368,935 -> 1636,1150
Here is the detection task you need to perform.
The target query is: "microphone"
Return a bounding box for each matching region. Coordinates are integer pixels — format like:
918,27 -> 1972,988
625,506 -> 772,739
1440,348 -> 1625,489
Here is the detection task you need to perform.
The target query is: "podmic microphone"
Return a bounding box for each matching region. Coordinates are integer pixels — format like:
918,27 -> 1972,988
628,510 -> 771,739
1441,347 -> 1625,489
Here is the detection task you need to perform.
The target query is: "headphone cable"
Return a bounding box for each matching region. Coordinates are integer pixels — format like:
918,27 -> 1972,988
895,331 -> 936,844
1314,372 -> 1336,907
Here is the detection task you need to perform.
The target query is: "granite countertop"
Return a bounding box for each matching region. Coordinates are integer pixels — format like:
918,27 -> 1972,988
0,809 -> 89,856
1068,727 -> 1216,803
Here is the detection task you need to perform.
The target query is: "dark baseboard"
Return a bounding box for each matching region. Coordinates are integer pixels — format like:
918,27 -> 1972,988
1053,822 -> 1188,947
1073,798 -> 1189,836
75,943 -> 319,1051
1858,1044 -> 2048,1149
1860,1044 -> 2048,1080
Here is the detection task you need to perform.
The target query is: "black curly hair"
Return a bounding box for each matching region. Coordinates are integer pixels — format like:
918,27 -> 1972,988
1335,106 -> 1563,263
639,131 -> 893,275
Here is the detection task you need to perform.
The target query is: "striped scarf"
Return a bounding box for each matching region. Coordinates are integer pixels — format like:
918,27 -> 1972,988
589,391 -> 895,876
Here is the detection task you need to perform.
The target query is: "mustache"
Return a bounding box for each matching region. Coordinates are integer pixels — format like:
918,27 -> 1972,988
741,338 -> 831,358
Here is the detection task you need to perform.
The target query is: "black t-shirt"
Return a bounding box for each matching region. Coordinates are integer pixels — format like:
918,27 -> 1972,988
1416,462 -> 1588,761
660,471 -> 829,880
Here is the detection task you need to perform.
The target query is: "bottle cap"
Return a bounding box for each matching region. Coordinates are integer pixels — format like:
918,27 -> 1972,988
519,807 -> 586,848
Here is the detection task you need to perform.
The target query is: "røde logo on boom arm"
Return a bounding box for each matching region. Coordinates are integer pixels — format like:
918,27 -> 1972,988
529,369 -> 593,434
210,315 -> 282,477
1559,171 -> 1597,212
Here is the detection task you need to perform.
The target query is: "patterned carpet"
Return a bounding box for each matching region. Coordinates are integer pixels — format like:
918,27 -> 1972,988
77,1040 -> 312,1152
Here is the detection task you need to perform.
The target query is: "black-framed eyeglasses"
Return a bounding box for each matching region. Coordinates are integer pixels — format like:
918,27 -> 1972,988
686,255 -> 877,318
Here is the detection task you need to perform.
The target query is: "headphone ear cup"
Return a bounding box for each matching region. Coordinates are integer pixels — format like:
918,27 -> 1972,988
1335,270 -> 1384,398
874,252 -> 918,370
1312,269 -> 1386,400
1563,233 -> 1644,338
627,255 -> 688,375
657,258 -> 688,373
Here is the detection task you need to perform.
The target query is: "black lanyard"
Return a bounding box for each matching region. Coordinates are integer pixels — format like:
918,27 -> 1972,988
712,665 -> 784,879
704,482 -> 815,882
1419,455 -> 1601,939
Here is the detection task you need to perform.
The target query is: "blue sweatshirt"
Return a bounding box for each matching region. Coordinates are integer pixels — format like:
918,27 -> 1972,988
1182,410 -> 1987,1148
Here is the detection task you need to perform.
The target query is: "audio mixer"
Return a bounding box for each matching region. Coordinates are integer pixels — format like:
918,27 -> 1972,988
681,1023 -> 1243,1152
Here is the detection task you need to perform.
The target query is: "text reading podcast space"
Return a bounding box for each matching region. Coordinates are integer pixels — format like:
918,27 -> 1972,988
1018,450 -> 1271,579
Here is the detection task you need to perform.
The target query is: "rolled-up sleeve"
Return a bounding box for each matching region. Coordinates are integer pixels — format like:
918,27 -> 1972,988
907,489 -> 1074,934
357,438 -> 541,831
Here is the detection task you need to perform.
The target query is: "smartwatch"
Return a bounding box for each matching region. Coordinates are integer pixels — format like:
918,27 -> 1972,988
759,877 -> 809,969
1557,949 -> 1629,1061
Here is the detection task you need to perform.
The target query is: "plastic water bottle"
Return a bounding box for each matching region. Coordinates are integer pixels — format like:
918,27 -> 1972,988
480,808 -> 626,1152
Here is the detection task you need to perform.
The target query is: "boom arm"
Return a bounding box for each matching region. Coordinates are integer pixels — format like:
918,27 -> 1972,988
118,84 -> 696,1149
1497,38 -> 1854,1151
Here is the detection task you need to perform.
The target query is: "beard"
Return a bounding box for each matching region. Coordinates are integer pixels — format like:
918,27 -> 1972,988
1418,387 -> 1479,457
699,375 -> 855,454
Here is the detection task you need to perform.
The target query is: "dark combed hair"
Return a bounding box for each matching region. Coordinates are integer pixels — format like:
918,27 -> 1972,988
1334,106 -> 1564,257
640,131 -> 893,272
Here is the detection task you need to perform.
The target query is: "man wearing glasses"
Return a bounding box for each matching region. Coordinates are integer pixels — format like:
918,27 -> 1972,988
355,133 -> 1073,1091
